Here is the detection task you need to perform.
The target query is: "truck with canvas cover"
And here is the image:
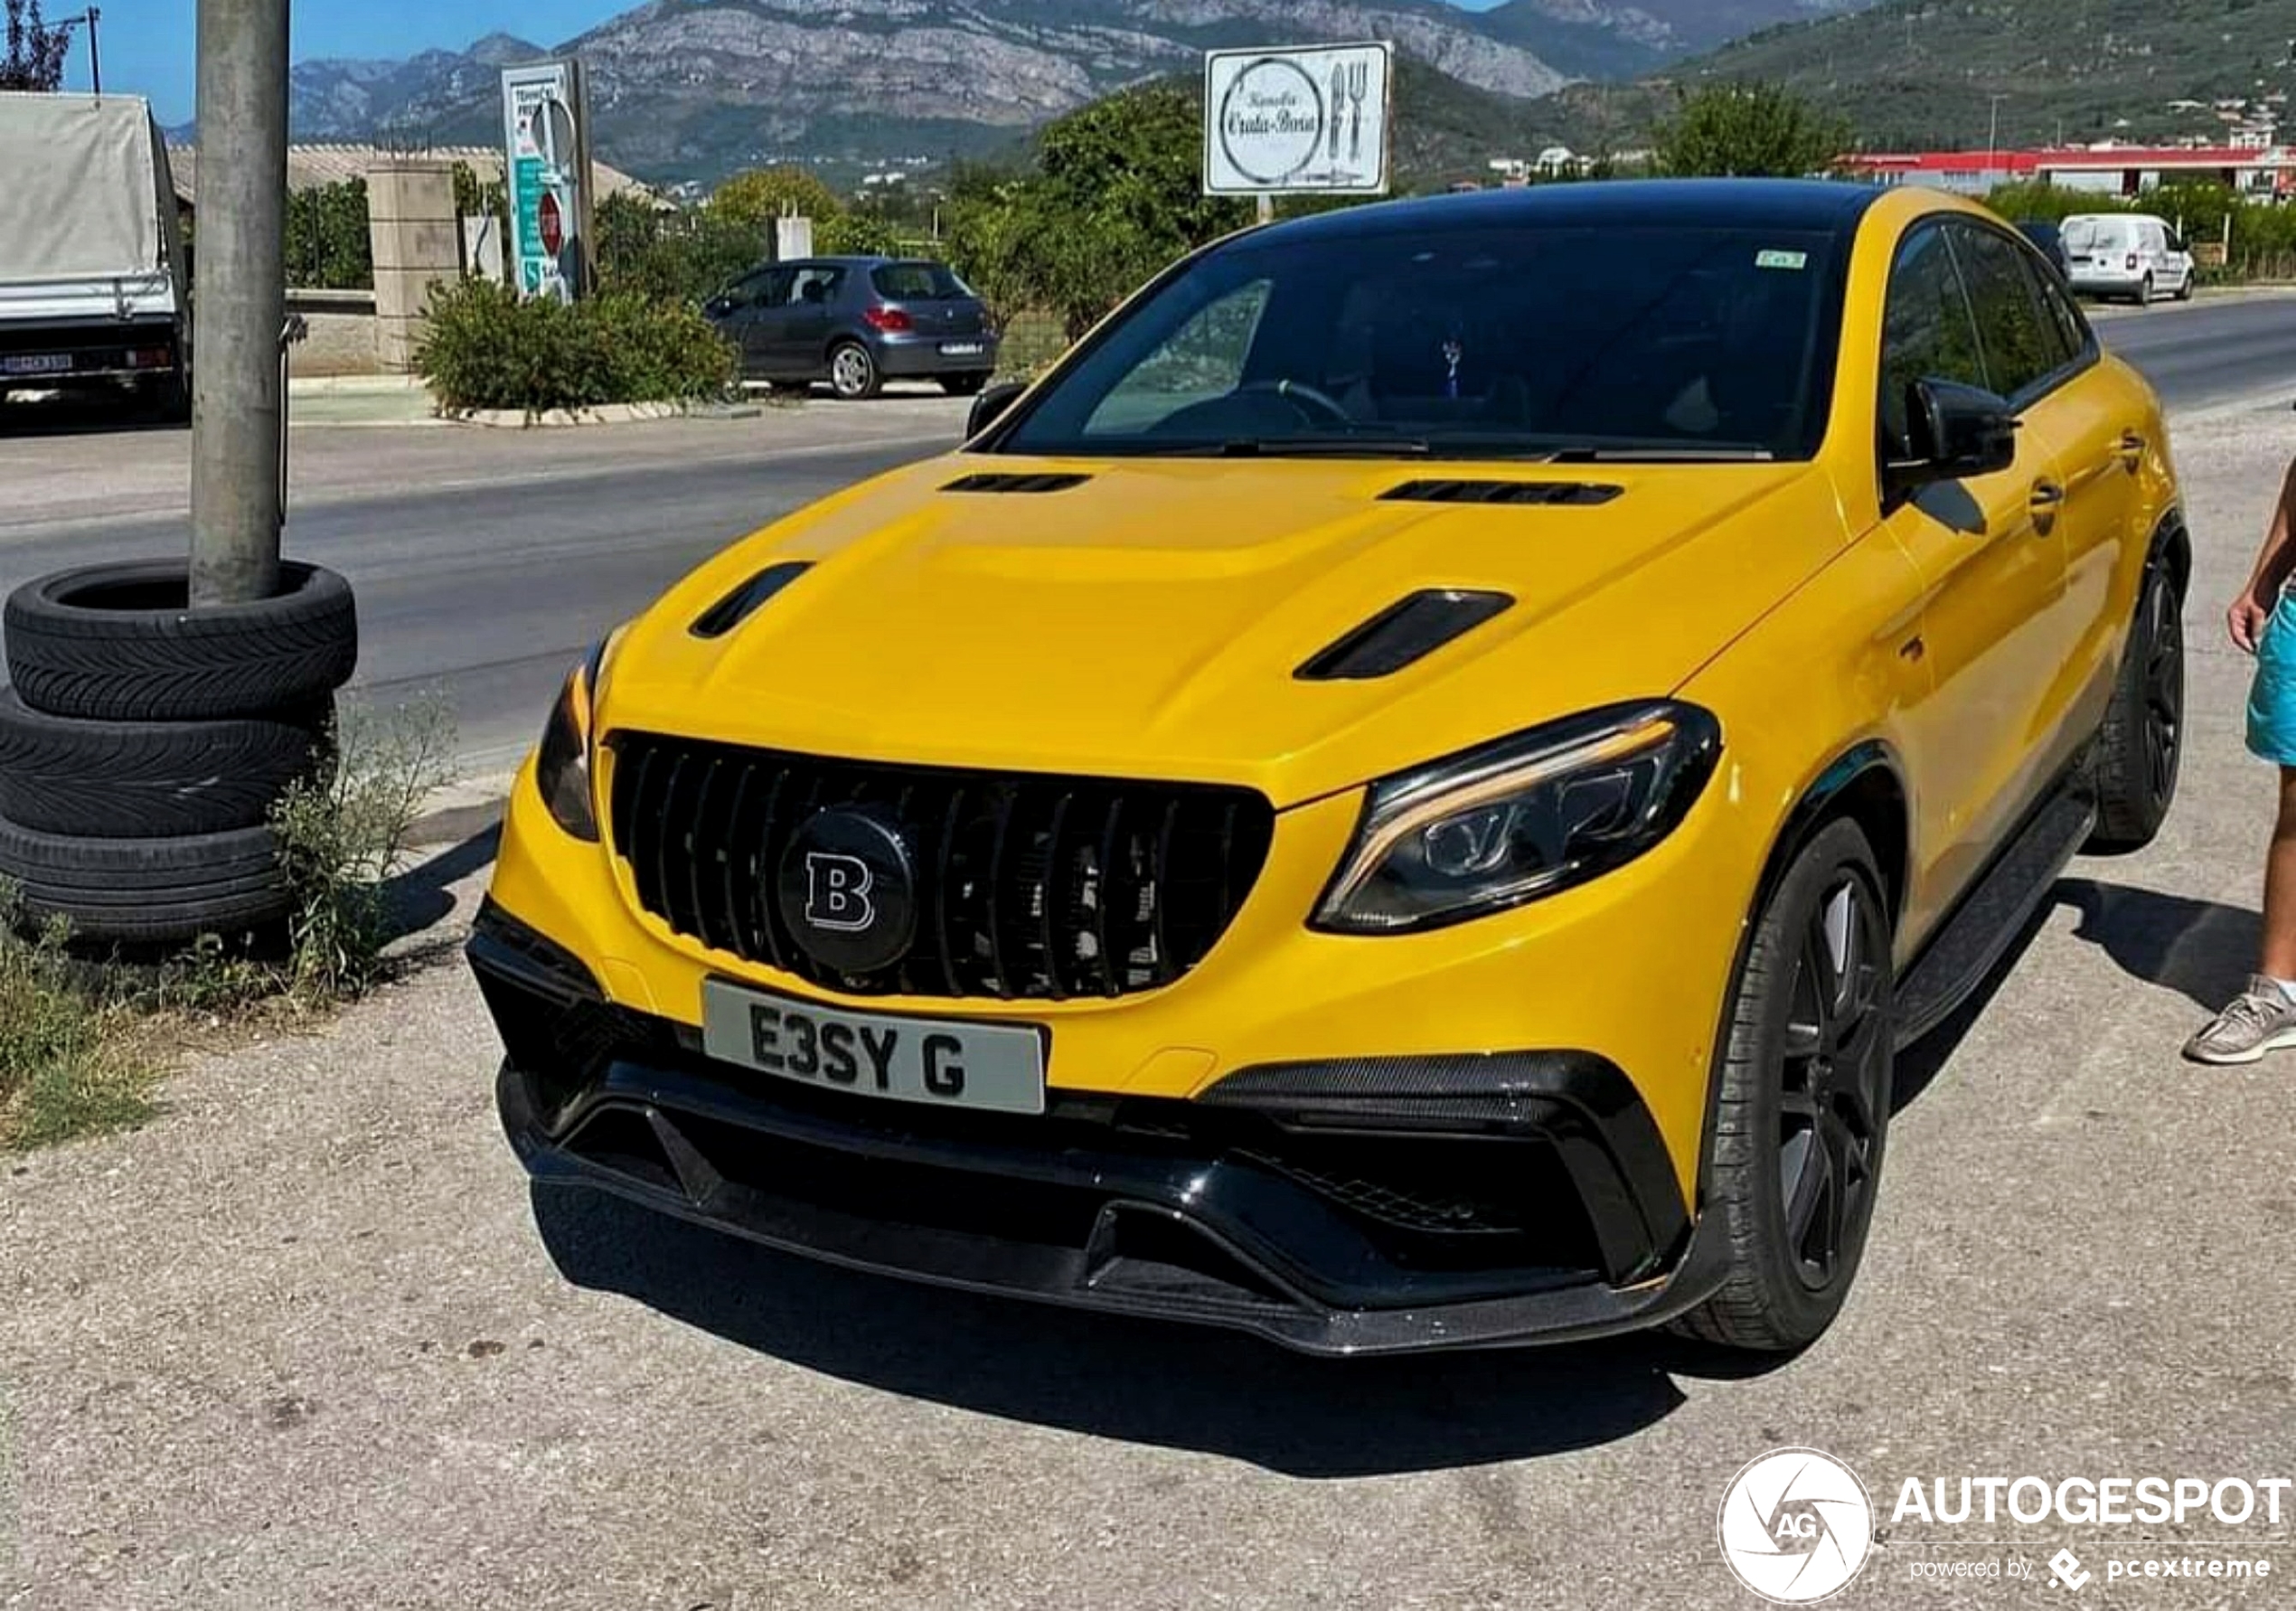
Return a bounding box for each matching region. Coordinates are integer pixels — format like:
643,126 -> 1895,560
0,92 -> 190,418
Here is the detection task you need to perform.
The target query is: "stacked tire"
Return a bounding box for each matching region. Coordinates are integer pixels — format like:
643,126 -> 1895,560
0,560 -> 357,947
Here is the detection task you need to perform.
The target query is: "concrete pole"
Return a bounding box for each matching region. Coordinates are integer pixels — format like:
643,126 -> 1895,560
187,0 -> 288,606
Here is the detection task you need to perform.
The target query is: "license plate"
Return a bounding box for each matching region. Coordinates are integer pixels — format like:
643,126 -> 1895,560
701,978 -> 1046,1115
940,342 -> 983,357
2,353 -> 71,376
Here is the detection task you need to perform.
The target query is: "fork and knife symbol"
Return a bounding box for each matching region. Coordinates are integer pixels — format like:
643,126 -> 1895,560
1326,59 -> 1369,169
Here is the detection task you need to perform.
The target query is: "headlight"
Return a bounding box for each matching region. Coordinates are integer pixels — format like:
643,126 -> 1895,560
534,636 -> 614,842
1312,700 -> 1723,935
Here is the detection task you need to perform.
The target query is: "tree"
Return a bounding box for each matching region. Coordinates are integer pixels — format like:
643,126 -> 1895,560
948,86 -> 1252,340
0,0 -> 73,91
710,165 -> 847,228
1652,81 -> 1853,180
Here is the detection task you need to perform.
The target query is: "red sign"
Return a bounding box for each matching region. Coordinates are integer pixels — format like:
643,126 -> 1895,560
539,191 -> 564,257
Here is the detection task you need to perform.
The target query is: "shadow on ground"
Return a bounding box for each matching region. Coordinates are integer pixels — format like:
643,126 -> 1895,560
513,871 -> 2254,1472
0,392 -> 186,438
2057,876 -> 2257,1013
530,1181 -> 1726,1477
382,820 -> 501,944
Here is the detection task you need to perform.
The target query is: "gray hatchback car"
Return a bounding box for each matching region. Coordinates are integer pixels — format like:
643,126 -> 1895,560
702,256 -> 1002,400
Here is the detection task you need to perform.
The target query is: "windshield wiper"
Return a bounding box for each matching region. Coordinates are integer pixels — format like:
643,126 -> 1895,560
1539,443 -> 1775,463
1215,436 -> 1435,457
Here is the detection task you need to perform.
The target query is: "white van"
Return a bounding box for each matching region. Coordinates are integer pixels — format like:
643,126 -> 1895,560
2060,212 -> 2194,305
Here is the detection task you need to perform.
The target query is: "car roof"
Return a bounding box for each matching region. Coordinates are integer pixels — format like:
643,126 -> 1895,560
1251,177 -> 1888,249
786,255 -> 949,268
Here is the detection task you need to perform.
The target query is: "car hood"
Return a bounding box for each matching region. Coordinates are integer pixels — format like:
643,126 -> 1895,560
596,454 -> 1851,808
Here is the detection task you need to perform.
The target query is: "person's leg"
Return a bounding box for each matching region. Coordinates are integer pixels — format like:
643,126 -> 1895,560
2188,771 -> 2296,1063
2263,767 -> 2296,982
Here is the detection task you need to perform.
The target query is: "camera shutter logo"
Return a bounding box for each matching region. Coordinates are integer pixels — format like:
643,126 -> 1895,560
1717,1447 -> 1876,1604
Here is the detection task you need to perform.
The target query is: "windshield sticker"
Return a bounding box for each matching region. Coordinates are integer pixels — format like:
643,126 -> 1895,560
1755,249 -> 1809,271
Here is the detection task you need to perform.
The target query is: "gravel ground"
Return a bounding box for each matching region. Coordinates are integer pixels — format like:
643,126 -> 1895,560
5,400 -> 2296,1610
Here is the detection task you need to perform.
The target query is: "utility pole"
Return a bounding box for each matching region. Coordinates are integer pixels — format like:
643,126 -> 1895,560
81,7 -> 98,94
188,0 -> 289,606
1988,93 -> 2007,175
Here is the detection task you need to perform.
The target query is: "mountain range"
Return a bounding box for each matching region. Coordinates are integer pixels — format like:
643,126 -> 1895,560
1548,0 -> 2296,155
282,0 -> 1877,184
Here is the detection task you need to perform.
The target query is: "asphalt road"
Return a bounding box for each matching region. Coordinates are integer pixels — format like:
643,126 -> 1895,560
0,291 -> 2291,782
2093,291 -> 2296,412
0,412 -> 967,774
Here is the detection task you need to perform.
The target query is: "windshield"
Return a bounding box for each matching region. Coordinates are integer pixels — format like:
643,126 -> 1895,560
2062,217 -> 2130,251
872,261 -> 972,301
992,219 -> 1848,461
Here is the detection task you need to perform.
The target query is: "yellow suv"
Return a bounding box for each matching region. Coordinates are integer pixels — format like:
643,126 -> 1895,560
467,180 -> 2186,1357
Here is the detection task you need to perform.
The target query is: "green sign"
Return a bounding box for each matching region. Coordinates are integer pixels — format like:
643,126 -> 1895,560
500,60 -> 593,302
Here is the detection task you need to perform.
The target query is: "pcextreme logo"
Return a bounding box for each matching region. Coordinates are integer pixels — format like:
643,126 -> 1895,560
1718,1447 -> 1877,1604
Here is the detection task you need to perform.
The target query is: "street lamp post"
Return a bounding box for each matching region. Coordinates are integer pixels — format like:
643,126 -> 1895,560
1988,93 -> 2008,176
188,0 -> 290,606
81,7 -> 99,94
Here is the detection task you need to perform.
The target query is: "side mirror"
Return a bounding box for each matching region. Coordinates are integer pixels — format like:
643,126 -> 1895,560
967,380 -> 1027,439
1887,377 -> 2017,494
703,296 -> 735,318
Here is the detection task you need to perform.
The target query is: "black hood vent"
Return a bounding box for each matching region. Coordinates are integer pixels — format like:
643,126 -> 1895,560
941,472 -> 1093,494
1296,589 -> 1514,682
690,561 -> 811,638
1380,478 -> 1623,506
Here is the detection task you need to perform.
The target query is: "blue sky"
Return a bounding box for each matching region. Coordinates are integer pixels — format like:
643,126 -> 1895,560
83,0 -> 1507,125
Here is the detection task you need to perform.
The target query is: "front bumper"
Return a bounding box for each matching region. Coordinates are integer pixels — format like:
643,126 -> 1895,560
471,899 -> 1727,1356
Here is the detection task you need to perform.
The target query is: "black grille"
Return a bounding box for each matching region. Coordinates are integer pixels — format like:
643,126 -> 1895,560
605,732 -> 1275,1001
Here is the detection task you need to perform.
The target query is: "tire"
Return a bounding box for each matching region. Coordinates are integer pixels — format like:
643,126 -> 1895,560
827,341 -> 880,400
940,372 -> 991,397
4,558 -> 357,723
140,372 -> 191,425
0,815 -> 291,946
0,687 -> 333,840
2137,275 -> 2155,306
2176,273 -> 2195,302
1674,818 -> 1895,1354
2085,553 -> 2185,853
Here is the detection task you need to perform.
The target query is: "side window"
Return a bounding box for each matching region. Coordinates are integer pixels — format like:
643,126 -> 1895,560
790,267 -> 843,306
2029,254 -> 2094,372
1877,223 -> 1985,457
1082,279 -> 1273,437
749,268 -> 795,309
1950,222 -> 2059,402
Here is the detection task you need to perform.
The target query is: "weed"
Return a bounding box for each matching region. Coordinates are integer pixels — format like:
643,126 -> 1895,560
270,692 -> 458,1008
0,896 -> 156,1151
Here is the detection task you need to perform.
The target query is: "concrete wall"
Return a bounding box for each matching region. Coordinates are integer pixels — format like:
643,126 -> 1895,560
286,288 -> 379,378
368,159 -> 461,374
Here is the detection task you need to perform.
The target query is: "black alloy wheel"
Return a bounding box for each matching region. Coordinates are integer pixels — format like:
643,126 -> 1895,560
2140,569 -> 2186,814
1775,871 -> 1892,1294
2086,555 -> 2185,853
1677,818 -> 1895,1353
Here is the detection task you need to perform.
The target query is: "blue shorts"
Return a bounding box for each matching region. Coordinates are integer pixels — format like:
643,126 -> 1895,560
2249,589 -> 2296,766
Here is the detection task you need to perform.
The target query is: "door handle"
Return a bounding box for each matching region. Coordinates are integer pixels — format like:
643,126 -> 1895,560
2116,429 -> 2146,470
2029,480 -> 2065,529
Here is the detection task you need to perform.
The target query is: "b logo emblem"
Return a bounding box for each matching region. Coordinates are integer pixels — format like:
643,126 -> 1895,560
805,853 -> 876,932
777,807 -> 917,975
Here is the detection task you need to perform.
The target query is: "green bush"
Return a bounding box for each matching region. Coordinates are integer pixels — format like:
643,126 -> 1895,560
413,277 -> 739,414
